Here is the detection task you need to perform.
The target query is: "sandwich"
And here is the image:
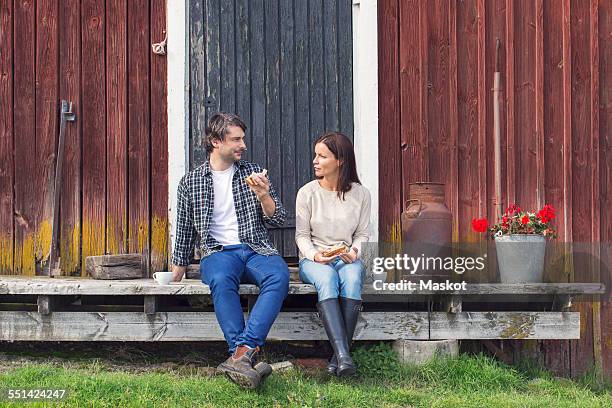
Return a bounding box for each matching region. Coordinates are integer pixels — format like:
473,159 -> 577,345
322,244 -> 349,257
245,169 -> 268,186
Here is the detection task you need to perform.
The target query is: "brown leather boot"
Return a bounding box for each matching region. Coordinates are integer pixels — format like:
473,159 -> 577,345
217,345 -> 262,389
254,361 -> 273,381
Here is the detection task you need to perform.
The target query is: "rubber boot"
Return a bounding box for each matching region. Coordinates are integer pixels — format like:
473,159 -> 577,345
327,297 -> 362,375
317,298 -> 356,377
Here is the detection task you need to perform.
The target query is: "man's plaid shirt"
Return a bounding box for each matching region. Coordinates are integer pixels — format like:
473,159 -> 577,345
171,159 -> 286,266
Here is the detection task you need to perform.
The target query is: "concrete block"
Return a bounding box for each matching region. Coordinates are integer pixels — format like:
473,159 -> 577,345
393,339 -> 459,365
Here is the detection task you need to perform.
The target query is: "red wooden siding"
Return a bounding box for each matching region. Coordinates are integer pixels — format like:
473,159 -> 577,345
0,1 -> 14,273
0,0 -> 167,277
379,0 -> 610,378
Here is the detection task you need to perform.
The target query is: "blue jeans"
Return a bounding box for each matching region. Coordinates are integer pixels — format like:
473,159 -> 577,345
299,258 -> 365,301
200,244 -> 289,354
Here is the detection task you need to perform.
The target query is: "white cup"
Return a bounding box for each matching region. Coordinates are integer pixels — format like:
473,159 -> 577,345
153,271 -> 174,285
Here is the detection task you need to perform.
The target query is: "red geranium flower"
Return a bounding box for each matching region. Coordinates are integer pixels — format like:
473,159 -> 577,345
537,204 -> 555,224
521,214 -> 530,225
471,218 -> 489,233
505,203 -> 521,215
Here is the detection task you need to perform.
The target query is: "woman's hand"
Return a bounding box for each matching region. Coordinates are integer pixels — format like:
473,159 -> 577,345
314,252 -> 338,264
338,247 -> 358,264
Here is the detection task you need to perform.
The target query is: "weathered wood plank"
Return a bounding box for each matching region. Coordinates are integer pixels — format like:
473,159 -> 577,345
235,0 -> 251,159
323,0 -> 339,130
189,0 -> 206,167
426,0 -> 452,212
85,254 -> 144,280
569,0 -> 597,377
35,0 -> 59,273
280,0 -> 296,257
0,311 -> 428,341
37,295 -> 57,315
0,278 -> 604,297
150,0 -> 168,273
264,0 -> 283,253
294,0 -> 311,190
144,296 -> 159,315
535,0 -> 545,208
0,0 -> 14,274
456,0 -> 481,246
484,0 -> 507,283
561,0 -> 573,246
0,311 -> 580,341
13,0 -> 36,276
81,0 -> 106,276
197,0 -> 220,167
599,0 -> 612,381
440,295 -> 462,314
543,0 -> 570,286
589,0 -> 602,377
106,0 -> 128,257
220,0 -> 235,113
514,0 -> 538,211
448,0 -> 459,244
249,0 -> 266,165
505,0 -> 516,206
430,312 -> 580,339
338,0 -> 353,138
309,0 -> 325,156
378,0 -> 402,282
399,0 -> 428,196
127,0 -> 150,273
58,0 -> 81,275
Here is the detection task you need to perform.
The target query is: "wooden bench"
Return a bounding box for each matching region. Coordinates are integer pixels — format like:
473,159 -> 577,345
0,275 -> 605,343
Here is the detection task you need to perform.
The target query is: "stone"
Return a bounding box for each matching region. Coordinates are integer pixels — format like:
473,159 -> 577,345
392,339 -> 459,365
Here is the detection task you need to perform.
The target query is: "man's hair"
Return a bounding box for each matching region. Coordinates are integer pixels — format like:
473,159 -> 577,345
204,112 -> 247,153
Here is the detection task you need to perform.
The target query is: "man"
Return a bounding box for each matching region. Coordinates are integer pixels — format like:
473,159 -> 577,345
171,112 -> 289,388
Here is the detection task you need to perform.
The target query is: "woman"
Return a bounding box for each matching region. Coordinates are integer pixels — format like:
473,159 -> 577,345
295,131 -> 371,377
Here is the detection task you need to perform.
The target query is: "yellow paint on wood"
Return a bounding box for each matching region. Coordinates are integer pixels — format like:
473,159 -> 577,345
106,215 -> 128,255
150,215 -> 168,271
81,220 -> 106,277
137,221 -> 149,254
58,225 -> 81,275
14,233 -> 36,276
0,235 -> 13,273
35,219 -> 53,264
389,220 -> 402,244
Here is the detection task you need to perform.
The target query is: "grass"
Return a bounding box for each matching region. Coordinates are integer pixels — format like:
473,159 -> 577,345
0,343 -> 609,408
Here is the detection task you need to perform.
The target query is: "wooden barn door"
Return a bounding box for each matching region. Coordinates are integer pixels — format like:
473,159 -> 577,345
189,0 -> 355,258
0,1 -> 168,276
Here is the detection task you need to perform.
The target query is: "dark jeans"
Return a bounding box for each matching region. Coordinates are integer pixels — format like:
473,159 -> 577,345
200,244 -> 289,354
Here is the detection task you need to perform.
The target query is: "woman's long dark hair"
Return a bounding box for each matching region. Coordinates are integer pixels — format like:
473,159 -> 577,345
314,132 -> 361,200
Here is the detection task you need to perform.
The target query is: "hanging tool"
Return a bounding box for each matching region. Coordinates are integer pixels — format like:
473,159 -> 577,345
493,39 -> 503,216
46,100 -> 76,277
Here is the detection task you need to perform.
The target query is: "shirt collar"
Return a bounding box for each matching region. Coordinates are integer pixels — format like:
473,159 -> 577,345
202,159 -> 246,176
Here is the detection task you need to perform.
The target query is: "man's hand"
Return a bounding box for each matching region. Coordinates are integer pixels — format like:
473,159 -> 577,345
247,172 -> 276,217
247,173 -> 270,199
171,265 -> 186,282
314,252 -> 338,264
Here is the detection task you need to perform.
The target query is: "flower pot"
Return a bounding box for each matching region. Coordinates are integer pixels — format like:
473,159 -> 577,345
494,234 -> 546,283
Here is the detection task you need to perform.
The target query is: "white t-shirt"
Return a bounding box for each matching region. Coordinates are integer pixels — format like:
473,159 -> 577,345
209,166 -> 241,246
